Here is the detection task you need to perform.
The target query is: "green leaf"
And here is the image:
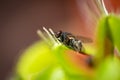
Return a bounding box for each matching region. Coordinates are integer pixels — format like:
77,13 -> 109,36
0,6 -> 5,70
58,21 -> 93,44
95,14 -> 120,80
108,15 -> 120,54
96,57 -> 120,80
15,40 -> 91,80
96,14 -> 120,61
16,41 -> 57,79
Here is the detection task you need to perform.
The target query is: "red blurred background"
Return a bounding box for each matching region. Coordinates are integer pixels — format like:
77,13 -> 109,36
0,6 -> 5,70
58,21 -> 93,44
0,0 -> 120,80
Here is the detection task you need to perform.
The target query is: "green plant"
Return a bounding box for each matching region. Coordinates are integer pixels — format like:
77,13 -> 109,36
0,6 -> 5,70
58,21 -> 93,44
14,1 -> 120,80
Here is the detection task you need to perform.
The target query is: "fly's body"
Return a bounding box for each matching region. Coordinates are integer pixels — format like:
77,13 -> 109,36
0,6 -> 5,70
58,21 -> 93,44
55,31 -> 83,53
40,27 -> 92,54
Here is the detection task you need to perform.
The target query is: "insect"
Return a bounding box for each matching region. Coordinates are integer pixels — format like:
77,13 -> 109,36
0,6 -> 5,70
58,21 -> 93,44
54,31 -> 92,53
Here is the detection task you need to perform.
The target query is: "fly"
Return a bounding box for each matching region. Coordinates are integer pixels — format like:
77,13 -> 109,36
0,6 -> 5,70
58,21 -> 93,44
38,27 -> 92,54
54,31 -> 92,53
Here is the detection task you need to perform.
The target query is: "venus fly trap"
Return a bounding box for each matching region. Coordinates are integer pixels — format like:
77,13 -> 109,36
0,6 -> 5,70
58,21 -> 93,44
38,27 -> 92,54
13,0 -> 120,80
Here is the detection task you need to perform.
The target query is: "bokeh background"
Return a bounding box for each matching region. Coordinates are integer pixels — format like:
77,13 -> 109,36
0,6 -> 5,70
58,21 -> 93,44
0,0 -> 120,80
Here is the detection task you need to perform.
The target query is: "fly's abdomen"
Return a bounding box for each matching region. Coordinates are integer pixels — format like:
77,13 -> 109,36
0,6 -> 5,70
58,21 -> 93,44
72,39 -> 83,53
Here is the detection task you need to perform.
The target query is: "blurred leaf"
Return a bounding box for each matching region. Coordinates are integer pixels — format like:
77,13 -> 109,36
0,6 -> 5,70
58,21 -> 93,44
95,14 -> 120,80
108,15 -> 120,54
96,57 -> 120,80
16,41 -> 57,79
53,45 -> 81,75
96,15 -> 114,61
95,15 -> 120,61
16,40 -> 92,80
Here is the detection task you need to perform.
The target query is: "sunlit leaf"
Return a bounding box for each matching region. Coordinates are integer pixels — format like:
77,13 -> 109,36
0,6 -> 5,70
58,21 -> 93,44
108,15 -> 120,54
16,41 -> 57,79
96,57 -> 120,80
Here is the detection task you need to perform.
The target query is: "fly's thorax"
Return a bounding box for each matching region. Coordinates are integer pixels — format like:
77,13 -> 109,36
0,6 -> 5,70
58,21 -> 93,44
57,32 -> 69,43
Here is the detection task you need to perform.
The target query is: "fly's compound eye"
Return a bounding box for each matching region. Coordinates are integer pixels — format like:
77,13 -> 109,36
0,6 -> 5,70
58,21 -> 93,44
55,31 -> 62,38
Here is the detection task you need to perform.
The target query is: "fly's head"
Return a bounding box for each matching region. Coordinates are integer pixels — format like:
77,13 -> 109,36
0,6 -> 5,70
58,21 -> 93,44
55,30 -> 63,42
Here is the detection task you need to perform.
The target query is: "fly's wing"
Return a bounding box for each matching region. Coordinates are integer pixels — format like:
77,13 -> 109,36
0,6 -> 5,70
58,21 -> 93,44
76,36 -> 93,43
